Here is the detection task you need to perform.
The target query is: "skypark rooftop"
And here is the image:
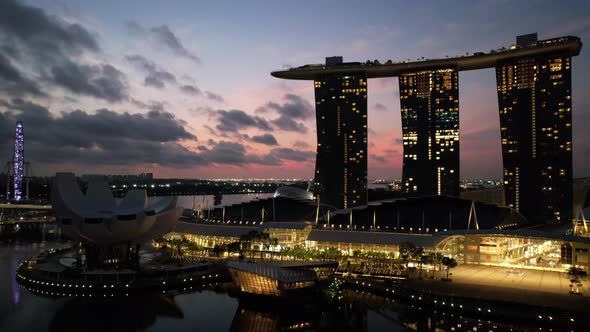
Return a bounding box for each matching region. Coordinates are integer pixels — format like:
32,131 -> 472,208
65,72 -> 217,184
271,36 -> 582,80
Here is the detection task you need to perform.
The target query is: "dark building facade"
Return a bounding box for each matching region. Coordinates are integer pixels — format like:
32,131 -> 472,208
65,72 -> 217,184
313,59 -> 368,209
496,34 -> 574,223
272,34 -> 582,224
399,68 -> 460,196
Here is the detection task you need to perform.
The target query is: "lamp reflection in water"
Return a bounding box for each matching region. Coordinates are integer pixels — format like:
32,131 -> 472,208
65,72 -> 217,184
229,296 -> 365,332
49,294 -> 183,332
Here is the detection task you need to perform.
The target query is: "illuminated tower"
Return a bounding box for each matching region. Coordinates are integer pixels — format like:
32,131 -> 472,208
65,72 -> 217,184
399,68 -> 460,196
12,121 -> 24,201
313,57 -> 368,209
496,33 -> 574,223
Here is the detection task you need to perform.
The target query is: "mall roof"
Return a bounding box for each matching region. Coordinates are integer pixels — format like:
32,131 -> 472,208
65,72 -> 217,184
307,229 -> 444,248
259,222 -> 312,230
173,222 -> 256,238
438,229 -> 590,245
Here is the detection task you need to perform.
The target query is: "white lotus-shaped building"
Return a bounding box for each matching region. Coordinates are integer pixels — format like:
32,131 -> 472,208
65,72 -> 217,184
51,172 -> 180,245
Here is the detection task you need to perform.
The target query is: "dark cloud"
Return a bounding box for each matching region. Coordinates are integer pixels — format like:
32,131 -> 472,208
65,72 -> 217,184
0,99 -> 200,168
50,62 -> 127,102
266,94 -> 313,119
293,140 -> 311,149
198,140 -> 280,166
150,25 -> 200,63
0,98 -> 317,170
0,53 -> 44,96
370,155 -> 387,162
246,153 -> 281,166
205,91 -> 224,102
250,133 -> 278,146
261,94 -> 313,133
215,110 -> 273,132
272,117 -> 308,133
0,1 -> 129,101
384,149 -> 399,155
181,84 -> 201,96
126,54 -> 176,88
199,141 -> 248,165
197,141 -> 313,166
126,22 -> 200,63
270,148 -> 315,162
0,1 -> 98,53
202,124 -> 218,136
374,102 -> 388,112
131,99 -> 166,112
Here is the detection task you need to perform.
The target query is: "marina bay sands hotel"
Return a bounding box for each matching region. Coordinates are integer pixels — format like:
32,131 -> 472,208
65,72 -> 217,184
271,33 -> 583,224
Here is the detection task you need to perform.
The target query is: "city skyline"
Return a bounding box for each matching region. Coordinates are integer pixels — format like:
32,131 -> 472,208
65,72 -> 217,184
0,0 -> 589,180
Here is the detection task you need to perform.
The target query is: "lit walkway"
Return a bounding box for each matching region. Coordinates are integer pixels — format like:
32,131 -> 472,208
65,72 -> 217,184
408,264 -> 590,310
450,264 -> 570,295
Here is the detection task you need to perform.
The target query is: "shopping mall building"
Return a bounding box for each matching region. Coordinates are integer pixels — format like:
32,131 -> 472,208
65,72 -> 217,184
169,221 -> 590,273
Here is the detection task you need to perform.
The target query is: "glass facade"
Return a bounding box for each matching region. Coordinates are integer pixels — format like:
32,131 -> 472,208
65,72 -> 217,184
229,268 -> 282,296
399,68 -> 460,196
264,226 -> 312,247
496,37 -> 574,223
314,74 -> 368,209
228,265 -> 317,296
174,226 -> 590,273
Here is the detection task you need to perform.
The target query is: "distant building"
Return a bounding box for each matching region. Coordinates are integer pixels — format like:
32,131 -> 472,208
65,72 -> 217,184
271,33 -> 582,225
496,34 -> 576,223
313,58 -> 368,209
399,68 -> 460,196
12,121 -> 24,201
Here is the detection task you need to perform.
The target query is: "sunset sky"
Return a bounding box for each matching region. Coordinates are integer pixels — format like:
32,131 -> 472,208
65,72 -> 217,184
0,0 -> 589,180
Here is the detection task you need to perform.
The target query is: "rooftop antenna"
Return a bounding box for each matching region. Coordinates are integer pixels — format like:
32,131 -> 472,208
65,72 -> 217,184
373,209 -> 376,229
272,196 -> 276,222
576,210 -> 588,235
421,209 -> 425,232
315,195 -> 320,226
467,201 -> 480,231
449,210 -> 452,231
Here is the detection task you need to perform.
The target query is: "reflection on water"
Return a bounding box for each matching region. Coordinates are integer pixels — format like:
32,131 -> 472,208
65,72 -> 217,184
49,295 -> 183,332
2,242 -> 588,331
9,255 -> 19,305
230,296 -> 366,332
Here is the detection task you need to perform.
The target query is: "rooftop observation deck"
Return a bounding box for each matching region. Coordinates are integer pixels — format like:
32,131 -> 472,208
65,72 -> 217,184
271,36 -> 582,80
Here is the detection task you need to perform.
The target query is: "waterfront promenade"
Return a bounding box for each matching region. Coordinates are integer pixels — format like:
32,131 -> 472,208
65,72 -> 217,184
408,264 -> 590,310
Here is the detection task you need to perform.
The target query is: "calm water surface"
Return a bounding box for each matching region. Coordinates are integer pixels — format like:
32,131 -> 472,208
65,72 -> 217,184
0,242 -> 403,332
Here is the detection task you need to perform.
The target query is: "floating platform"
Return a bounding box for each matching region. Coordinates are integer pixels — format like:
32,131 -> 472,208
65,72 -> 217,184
227,261 -> 338,296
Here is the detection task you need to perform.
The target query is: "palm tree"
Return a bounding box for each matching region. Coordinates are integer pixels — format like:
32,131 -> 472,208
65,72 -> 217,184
567,267 -> 588,294
432,253 -> 443,278
411,247 -> 424,278
399,242 -> 416,264
442,257 -> 457,280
